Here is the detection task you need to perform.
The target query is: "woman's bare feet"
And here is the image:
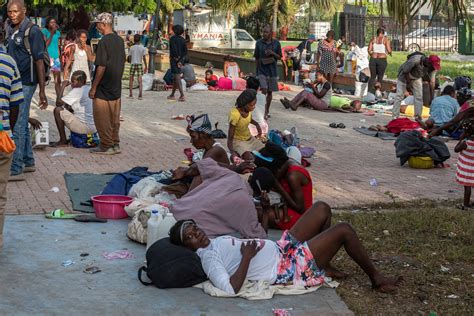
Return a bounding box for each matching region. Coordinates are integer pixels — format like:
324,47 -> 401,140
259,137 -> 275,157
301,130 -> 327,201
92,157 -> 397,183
372,274 -> 403,293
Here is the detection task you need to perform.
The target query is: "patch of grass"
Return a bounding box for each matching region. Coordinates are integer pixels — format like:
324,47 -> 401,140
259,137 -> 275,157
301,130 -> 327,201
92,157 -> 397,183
385,52 -> 474,81
332,203 -> 473,315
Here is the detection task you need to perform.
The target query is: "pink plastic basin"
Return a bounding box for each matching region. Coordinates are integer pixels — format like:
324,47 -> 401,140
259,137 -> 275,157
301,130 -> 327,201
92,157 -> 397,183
91,195 -> 133,219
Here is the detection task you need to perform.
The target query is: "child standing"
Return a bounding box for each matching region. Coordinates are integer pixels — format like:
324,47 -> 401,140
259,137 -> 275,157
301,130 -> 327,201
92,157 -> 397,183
128,34 -> 148,99
455,118 -> 474,210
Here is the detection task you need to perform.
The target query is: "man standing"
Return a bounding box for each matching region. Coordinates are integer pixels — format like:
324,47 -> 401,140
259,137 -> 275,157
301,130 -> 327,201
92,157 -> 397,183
392,54 -> 440,119
254,25 -> 281,120
89,13 -> 125,155
6,0 -> 47,181
0,50 -> 24,248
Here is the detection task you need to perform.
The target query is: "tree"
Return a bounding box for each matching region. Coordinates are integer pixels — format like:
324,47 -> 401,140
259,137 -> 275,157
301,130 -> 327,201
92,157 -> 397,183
386,0 -> 469,50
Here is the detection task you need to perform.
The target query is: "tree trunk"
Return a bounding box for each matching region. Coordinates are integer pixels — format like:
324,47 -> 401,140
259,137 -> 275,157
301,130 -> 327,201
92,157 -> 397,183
168,13 -> 174,35
280,26 -> 288,40
272,0 -> 279,37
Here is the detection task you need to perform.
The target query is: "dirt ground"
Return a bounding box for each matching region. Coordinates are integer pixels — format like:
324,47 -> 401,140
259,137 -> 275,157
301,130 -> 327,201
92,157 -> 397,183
331,200 -> 473,315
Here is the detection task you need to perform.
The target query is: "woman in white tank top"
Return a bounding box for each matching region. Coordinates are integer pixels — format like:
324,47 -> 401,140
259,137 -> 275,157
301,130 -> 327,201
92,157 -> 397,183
368,27 -> 392,93
64,30 -> 95,83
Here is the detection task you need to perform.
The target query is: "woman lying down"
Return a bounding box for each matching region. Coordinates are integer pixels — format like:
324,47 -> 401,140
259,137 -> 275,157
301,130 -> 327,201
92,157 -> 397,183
169,203 -> 402,295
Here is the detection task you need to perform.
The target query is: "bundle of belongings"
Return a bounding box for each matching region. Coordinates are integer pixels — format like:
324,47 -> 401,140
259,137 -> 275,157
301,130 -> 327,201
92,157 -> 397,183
394,130 -> 450,166
267,128 -> 315,166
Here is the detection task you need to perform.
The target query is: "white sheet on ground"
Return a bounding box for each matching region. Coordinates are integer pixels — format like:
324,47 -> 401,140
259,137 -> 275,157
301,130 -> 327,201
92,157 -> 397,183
194,278 -> 339,300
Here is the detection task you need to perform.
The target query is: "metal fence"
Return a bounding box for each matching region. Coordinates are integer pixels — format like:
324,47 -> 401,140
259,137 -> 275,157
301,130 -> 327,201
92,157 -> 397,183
340,14 -> 458,52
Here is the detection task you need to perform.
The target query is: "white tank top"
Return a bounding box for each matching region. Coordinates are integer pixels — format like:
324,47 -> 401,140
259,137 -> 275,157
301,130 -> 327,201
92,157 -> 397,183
71,44 -> 91,82
372,38 -> 387,54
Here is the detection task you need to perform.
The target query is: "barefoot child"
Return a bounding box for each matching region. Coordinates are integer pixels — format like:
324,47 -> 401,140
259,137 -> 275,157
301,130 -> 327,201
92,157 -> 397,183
128,34 -> 148,99
455,118 -> 474,210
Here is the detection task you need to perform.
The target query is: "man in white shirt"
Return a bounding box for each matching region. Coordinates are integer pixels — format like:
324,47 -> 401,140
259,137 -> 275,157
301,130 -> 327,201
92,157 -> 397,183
53,70 -> 96,146
170,202 -> 402,295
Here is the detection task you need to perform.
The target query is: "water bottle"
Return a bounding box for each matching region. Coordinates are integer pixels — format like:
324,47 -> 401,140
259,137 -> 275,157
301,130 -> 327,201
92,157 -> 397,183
146,210 -> 162,250
157,213 -> 177,240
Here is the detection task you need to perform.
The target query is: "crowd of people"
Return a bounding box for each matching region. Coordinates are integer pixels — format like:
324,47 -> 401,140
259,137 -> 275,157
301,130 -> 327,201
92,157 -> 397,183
0,2 -> 472,301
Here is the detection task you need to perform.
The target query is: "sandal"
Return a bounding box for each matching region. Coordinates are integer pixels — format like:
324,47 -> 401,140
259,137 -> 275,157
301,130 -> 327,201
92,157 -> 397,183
178,96 -> 186,102
337,123 -> 346,129
329,122 -> 337,128
167,95 -> 176,100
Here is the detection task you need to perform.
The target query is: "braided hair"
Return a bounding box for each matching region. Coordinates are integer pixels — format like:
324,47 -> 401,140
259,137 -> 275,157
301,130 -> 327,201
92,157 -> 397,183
462,118 -> 474,136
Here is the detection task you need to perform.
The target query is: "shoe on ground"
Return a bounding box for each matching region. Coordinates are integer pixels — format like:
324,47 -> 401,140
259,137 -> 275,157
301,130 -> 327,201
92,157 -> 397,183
24,166 -> 36,173
9,173 -> 26,181
89,146 -> 116,155
113,144 -> 121,154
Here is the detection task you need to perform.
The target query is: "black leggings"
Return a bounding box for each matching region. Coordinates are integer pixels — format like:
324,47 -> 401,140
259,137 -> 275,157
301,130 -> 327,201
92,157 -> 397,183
368,58 -> 387,93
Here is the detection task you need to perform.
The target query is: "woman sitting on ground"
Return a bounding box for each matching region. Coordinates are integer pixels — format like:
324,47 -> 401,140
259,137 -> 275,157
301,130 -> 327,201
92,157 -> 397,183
280,70 -> 332,111
169,203 -> 402,295
254,143 -> 313,231
227,89 -> 263,161
187,113 -> 230,165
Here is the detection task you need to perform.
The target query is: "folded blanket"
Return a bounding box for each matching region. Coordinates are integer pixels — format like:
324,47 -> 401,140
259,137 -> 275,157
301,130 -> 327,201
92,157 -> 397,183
194,278 -> 338,300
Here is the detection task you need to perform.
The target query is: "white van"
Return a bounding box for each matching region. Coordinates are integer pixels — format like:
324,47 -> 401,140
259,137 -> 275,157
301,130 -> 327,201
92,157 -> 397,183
191,28 -> 256,50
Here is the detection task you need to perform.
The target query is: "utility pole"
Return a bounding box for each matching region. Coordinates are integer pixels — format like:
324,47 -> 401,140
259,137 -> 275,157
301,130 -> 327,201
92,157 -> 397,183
148,0 -> 161,74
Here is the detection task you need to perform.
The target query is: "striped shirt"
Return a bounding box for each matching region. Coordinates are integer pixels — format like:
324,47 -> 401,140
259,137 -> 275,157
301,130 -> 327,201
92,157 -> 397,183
456,139 -> 474,186
0,51 -> 24,136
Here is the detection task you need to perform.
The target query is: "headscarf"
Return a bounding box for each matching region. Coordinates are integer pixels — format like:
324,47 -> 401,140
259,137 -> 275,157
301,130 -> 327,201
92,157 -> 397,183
187,114 -> 212,135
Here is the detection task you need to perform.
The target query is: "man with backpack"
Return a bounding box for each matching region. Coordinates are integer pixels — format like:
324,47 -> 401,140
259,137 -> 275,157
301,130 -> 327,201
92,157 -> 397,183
6,0 -> 48,181
392,53 -> 441,119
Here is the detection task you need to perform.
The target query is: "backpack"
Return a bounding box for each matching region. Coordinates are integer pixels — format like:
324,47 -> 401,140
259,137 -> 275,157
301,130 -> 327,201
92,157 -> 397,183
406,51 -> 425,60
24,22 -> 51,83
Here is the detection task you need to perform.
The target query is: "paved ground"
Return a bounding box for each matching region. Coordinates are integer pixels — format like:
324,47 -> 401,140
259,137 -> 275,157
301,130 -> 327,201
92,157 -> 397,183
5,68 -> 460,215
0,216 -> 352,315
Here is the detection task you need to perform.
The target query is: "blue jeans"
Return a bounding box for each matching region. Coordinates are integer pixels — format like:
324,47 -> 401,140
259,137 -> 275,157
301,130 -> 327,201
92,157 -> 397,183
11,84 -> 36,175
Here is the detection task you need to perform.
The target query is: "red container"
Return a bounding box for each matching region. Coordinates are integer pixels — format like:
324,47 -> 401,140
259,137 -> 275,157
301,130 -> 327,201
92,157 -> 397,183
91,195 -> 133,219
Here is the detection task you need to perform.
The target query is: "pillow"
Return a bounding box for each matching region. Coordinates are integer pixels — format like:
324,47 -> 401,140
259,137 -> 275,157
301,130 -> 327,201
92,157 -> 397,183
138,237 -> 207,289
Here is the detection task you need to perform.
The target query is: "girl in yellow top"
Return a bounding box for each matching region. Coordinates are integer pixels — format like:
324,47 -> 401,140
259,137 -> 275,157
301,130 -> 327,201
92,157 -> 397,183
227,89 -> 263,161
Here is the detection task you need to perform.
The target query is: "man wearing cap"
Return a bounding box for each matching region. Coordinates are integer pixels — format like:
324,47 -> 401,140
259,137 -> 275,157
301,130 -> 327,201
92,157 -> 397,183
392,54 -> 441,119
89,13 -> 125,155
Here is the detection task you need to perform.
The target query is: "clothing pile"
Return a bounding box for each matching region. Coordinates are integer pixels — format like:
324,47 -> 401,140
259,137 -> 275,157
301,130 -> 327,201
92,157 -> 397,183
394,130 -> 450,166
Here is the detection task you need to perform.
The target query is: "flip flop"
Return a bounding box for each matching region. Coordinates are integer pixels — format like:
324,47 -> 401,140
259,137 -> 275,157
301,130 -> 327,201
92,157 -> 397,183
167,96 -> 176,100
178,96 -> 186,102
45,209 -> 77,219
329,122 -> 337,128
337,123 -> 346,129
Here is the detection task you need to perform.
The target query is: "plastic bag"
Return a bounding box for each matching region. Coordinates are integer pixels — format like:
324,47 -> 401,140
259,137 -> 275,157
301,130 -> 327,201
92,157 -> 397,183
0,131 -> 16,154
128,176 -> 164,202
188,83 -> 208,91
142,73 -> 154,91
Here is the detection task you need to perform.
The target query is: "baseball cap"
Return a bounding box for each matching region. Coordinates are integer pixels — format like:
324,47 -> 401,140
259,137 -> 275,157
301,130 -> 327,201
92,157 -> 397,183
428,55 -> 441,71
92,12 -> 113,24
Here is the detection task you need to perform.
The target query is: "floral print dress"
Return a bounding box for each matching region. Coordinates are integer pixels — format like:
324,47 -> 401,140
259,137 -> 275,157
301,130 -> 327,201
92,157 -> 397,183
318,40 -> 337,75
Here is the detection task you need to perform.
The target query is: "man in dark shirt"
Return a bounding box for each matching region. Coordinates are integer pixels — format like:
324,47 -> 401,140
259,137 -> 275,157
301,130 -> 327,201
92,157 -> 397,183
254,25 -> 281,120
168,24 -> 187,102
6,0 -> 47,181
89,13 -> 125,155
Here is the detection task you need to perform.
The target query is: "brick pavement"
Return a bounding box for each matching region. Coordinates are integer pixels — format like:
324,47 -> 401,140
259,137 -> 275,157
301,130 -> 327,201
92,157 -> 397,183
6,79 -> 460,215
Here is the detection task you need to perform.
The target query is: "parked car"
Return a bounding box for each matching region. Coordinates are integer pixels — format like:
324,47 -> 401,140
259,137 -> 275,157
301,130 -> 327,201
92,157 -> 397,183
404,27 -> 458,52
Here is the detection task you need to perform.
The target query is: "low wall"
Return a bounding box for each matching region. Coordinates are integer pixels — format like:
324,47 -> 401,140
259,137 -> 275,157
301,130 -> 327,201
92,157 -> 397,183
187,49 -> 397,90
